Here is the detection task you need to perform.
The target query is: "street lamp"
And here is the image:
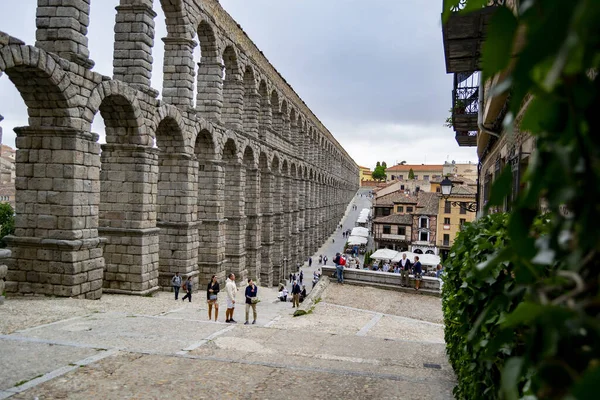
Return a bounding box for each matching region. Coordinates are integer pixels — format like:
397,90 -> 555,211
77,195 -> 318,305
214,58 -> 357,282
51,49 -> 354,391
440,177 -> 478,213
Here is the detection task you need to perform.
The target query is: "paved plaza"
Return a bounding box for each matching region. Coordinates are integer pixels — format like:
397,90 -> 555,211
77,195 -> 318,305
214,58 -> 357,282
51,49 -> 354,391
0,189 -> 454,399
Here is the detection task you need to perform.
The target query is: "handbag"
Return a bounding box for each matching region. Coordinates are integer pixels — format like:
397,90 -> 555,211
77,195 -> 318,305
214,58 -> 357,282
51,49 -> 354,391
209,294 -> 217,301
250,297 -> 260,304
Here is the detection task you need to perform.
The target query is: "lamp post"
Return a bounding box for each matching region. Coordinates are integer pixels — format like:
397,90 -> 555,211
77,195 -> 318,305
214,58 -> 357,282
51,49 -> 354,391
440,177 -> 478,213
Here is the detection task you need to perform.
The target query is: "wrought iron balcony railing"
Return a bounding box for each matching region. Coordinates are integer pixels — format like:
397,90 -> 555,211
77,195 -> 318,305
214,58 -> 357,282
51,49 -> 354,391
451,72 -> 479,137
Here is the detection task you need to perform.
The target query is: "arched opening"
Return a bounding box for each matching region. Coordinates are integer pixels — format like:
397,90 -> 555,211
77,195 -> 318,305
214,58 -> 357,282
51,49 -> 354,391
281,100 -> 290,141
259,152 -> 274,285
258,80 -> 271,139
271,155 -> 284,283
95,93 -> 159,295
195,20 -> 221,120
414,249 -> 424,254
243,146 -> 260,281
222,46 -> 243,130
242,66 -> 259,137
222,138 -> 246,281
270,90 -> 282,134
194,128 -> 224,284
155,115 -> 196,288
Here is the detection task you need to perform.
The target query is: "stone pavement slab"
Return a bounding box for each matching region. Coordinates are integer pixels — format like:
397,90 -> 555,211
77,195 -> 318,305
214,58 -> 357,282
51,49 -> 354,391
11,351 -> 454,400
0,340 -> 99,391
13,312 -> 229,354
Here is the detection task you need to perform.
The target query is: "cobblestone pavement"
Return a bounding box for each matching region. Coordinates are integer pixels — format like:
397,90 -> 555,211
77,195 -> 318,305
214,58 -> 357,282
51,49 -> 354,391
0,189 -> 455,399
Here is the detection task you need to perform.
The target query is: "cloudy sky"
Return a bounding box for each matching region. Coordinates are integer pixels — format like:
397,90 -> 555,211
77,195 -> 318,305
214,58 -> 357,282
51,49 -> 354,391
0,0 -> 477,170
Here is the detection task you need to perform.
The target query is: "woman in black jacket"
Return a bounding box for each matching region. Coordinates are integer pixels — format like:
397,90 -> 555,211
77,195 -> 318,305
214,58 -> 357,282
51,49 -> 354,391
207,275 -> 220,321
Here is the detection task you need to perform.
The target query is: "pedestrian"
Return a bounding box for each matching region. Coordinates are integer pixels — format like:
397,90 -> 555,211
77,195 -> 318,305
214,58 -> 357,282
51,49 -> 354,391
291,280 -> 301,308
225,273 -> 237,323
207,274 -> 220,321
319,255 -> 323,264
181,276 -> 193,302
399,253 -> 411,287
171,271 -> 182,300
289,272 -> 293,282
299,270 -> 304,285
308,257 -> 312,267
323,255 -> 328,265
413,256 -> 423,291
244,278 -> 258,325
292,273 -> 297,282
300,285 -> 307,302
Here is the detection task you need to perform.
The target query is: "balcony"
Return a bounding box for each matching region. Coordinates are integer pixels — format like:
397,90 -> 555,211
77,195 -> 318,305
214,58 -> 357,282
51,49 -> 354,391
451,71 -> 479,147
442,0 -> 506,73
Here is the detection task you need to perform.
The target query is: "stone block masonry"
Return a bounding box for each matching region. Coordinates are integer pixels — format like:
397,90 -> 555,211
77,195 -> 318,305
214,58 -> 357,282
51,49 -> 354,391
0,0 -> 359,299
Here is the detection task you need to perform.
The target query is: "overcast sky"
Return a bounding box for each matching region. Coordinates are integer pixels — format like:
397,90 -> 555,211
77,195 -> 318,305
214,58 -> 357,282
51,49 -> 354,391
0,0 -> 477,170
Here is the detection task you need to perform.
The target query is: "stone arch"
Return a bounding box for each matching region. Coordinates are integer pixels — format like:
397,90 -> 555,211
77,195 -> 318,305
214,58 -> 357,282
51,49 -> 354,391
195,19 -> 221,120
85,80 -> 147,145
154,104 -> 187,154
194,128 -> 217,161
242,65 -> 259,137
221,45 -> 243,129
258,79 -> 271,138
242,144 -> 256,168
280,100 -> 290,141
270,90 -> 282,133
1,45 -> 77,127
197,19 -> 219,58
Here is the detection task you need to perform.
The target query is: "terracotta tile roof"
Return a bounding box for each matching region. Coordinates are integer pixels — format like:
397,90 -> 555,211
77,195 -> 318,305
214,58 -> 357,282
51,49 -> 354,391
373,213 -> 413,225
374,191 -> 418,206
449,185 -> 477,196
385,164 -> 444,172
415,192 -> 439,215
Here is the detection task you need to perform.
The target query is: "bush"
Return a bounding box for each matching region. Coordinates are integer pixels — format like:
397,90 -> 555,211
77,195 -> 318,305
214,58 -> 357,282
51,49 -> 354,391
443,213 -> 550,399
0,202 -> 14,247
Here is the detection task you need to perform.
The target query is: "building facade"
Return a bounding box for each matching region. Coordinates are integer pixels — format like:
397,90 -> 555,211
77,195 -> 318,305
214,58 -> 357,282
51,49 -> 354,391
442,0 -> 533,215
0,0 -> 359,299
436,185 -> 477,260
359,165 -> 374,186
385,164 -> 444,183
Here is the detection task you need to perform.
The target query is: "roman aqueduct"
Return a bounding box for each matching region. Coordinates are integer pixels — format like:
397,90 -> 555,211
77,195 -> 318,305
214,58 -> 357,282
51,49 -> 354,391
0,0 -> 359,299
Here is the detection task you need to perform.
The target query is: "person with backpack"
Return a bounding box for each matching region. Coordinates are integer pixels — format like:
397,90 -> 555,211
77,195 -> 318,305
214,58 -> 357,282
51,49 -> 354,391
181,276 -> 193,302
334,253 -> 345,284
171,271 -> 182,300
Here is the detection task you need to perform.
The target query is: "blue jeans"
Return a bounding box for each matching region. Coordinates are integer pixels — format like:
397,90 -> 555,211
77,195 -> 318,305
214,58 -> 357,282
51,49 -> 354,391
336,266 -> 344,283
173,286 -> 180,299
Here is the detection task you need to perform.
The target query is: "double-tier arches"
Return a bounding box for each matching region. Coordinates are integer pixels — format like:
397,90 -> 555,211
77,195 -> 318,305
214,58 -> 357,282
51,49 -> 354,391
258,150 -> 274,285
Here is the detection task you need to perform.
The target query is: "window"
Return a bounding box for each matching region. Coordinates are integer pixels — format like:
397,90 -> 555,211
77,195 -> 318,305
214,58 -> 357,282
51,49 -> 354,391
444,217 -> 450,224
396,206 -> 404,213
383,225 -> 391,234
391,175 -> 395,180
423,175 -> 430,181
406,206 -> 413,212
445,201 -> 451,213
420,217 -> 428,228
414,175 -> 419,180
460,202 -> 467,214
383,208 -> 391,216
436,187 -> 441,193
400,185 -> 405,190
460,218 -> 466,227
399,175 -> 404,180
420,231 -> 429,242
397,227 -> 406,235
443,234 -> 450,246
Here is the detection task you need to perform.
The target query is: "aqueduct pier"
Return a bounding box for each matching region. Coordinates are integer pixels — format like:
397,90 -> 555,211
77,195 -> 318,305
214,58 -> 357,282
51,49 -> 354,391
0,0 -> 359,299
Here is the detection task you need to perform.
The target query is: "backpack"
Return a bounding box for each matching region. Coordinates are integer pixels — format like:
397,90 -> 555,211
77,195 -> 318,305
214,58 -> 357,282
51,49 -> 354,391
339,257 -> 346,266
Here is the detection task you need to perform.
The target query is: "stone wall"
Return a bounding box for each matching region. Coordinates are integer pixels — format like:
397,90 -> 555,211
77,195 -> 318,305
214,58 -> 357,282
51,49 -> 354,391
0,1 -> 359,299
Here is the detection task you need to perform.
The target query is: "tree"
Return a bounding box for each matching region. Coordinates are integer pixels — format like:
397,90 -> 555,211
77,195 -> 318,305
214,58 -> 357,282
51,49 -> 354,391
0,202 -> 14,247
376,161 -> 381,168
408,168 -> 415,179
442,0 -> 600,398
382,161 -> 387,168
371,165 -> 386,181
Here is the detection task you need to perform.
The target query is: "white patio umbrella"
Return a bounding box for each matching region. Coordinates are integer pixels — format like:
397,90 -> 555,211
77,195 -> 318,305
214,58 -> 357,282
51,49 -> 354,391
370,249 -> 399,260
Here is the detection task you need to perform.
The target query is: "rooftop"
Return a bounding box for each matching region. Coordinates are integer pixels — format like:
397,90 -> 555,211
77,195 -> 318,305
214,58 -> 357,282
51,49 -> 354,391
386,164 -> 444,172
373,213 -> 413,225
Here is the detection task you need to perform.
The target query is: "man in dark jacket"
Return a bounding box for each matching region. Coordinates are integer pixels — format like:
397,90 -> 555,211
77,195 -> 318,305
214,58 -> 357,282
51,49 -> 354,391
413,256 -> 423,290
291,280 -> 301,308
399,253 -> 412,287
244,279 -> 258,325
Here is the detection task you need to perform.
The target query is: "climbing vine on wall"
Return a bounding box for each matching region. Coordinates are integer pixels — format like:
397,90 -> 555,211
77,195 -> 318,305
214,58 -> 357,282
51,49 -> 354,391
442,0 -> 600,398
